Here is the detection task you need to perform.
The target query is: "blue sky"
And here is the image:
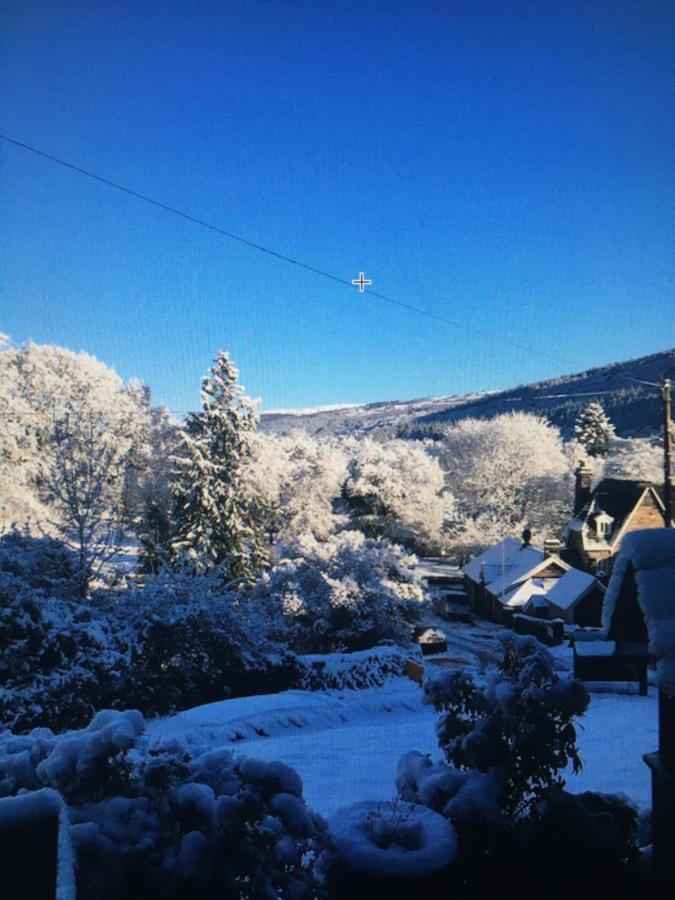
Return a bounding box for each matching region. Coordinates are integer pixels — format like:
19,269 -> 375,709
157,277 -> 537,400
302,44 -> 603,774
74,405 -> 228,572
1,1 -> 673,413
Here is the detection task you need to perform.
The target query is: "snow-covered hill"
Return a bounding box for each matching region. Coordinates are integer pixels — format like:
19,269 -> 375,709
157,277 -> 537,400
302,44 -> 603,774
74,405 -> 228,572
260,348 -> 675,438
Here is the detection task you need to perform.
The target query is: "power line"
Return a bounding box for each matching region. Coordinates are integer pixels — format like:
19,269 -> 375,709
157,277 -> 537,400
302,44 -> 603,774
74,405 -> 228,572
0,131 -> 574,367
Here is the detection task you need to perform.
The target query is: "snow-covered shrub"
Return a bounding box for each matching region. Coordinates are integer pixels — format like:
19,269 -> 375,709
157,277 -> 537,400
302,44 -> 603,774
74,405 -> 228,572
0,528 -> 76,598
250,531 -> 425,653
399,637 -> 642,898
0,539 -> 127,732
299,645 -> 412,691
120,571 -> 302,715
424,632 -> 590,817
0,554 -> 300,733
0,710 -> 330,898
327,798 -> 457,897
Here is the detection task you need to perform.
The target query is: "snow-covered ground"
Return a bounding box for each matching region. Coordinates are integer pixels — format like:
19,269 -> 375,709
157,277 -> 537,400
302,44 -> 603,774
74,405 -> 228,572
148,674 -> 657,818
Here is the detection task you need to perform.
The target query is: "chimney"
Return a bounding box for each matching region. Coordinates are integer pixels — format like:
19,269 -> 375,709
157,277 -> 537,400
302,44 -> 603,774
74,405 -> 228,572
521,527 -> 532,549
574,460 -> 593,515
543,538 -> 562,559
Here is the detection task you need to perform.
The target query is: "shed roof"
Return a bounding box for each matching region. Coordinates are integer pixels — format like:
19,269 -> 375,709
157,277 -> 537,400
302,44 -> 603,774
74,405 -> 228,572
602,529 -> 675,697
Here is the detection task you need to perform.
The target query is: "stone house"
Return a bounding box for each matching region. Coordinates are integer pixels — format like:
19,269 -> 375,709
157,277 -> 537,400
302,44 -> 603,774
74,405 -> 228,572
563,461 -> 668,576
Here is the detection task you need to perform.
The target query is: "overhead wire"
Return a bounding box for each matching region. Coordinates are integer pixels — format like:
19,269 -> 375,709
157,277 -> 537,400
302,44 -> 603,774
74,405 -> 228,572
0,132 -> 574,367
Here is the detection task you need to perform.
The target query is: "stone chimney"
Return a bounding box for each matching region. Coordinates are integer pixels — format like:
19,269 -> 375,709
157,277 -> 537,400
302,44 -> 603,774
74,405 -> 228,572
543,538 -> 562,558
574,460 -> 593,515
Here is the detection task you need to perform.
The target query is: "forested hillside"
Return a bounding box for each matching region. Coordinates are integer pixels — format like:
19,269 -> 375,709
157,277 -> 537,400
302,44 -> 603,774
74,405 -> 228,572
261,348 -> 674,439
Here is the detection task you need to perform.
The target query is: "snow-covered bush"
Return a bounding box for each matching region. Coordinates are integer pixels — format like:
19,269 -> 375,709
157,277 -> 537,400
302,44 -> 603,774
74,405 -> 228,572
299,645 -> 412,691
424,632 -> 589,817
397,635 -> 642,897
327,798 -> 457,897
0,547 -> 300,733
250,531 -> 425,652
0,537 -> 127,732
119,571 -> 302,715
0,710 -> 330,898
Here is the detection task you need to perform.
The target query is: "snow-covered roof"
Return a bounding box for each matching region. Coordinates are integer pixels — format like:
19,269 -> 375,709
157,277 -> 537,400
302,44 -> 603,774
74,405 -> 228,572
463,537 -> 546,596
603,529 -> 675,697
547,567 -> 600,611
502,576 -> 556,609
568,480 -> 666,551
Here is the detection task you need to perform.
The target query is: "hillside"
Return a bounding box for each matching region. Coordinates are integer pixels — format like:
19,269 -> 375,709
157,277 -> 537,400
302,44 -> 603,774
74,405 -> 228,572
260,348 -> 675,438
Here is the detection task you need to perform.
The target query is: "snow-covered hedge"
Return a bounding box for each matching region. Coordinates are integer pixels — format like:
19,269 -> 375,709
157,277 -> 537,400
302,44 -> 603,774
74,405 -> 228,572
0,709 -> 330,898
251,531 -> 425,653
299,645 -> 413,691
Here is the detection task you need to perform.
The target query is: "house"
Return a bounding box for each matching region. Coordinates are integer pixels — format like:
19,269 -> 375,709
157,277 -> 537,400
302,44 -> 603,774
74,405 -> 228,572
563,462 -> 668,576
463,535 -> 604,625
601,529 -> 675,885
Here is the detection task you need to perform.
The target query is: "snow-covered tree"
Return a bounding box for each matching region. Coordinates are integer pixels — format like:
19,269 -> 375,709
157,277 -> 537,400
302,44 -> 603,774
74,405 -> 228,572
0,342 -> 152,593
433,412 -> 570,553
602,436 -> 663,483
574,401 -> 616,457
171,350 -> 267,583
244,431 -> 349,548
250,530 -> 425,652
343,437 -> 452,553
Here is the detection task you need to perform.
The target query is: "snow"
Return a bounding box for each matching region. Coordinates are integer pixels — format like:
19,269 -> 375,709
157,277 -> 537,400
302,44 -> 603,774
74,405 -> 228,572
261,403 -> 366,416
574,640 -> 617,657
603,529 -> 675,696
329,799 -> 457,877
149,672 -> 657,815
463,537 -> 547,597
547,567 -> 599,611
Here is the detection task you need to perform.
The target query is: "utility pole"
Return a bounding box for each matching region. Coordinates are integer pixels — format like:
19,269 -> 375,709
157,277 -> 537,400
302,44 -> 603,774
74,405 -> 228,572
663,377 -> 673,527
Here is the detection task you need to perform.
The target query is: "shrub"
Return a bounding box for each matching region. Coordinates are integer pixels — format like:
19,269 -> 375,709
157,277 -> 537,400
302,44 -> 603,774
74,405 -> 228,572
0,710 -> 330,898
0,545 -> 301,733
424,631 -> 589,817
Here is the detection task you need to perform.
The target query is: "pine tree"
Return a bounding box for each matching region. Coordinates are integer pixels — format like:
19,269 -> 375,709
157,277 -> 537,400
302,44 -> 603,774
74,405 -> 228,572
574,402 -> 616,457
170,350 -> 267,584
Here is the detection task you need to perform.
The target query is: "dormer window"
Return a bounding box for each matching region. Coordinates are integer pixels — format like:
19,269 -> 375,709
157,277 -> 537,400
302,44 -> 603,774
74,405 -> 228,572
593,511 -> 614,539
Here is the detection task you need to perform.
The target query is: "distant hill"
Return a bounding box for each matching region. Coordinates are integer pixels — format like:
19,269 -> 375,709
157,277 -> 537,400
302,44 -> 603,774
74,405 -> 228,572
260,348 -> 675,439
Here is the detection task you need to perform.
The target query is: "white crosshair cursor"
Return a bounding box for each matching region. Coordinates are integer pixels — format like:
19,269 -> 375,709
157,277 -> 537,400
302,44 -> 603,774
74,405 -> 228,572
351,272 -> 372,293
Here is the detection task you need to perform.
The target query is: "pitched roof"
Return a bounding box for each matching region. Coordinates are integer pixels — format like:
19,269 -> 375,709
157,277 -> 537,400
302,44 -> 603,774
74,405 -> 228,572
591,479 -> 664,524
602,529 -> 675,697
565,479 -> 665,549
546,567 -> 600,611
463,537 -> 547,597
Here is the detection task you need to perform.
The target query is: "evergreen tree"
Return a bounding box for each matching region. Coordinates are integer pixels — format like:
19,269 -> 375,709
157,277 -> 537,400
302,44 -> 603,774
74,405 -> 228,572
574,401 -> 616,457
170,350 -> 267,583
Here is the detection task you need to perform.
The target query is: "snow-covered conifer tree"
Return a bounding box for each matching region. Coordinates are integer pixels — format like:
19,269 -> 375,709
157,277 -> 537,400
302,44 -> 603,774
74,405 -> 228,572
574,402 -> 616,457
171,350 -> 267,583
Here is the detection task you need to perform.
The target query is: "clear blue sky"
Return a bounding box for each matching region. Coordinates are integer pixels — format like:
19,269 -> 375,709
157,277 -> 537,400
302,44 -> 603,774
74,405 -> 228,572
1,1 -> 673,414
